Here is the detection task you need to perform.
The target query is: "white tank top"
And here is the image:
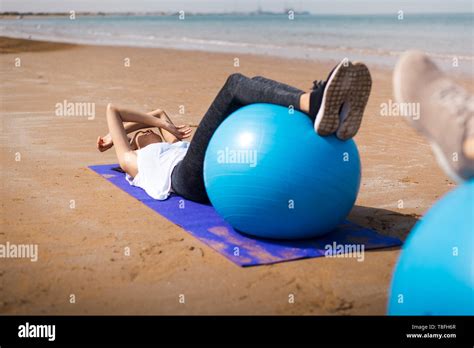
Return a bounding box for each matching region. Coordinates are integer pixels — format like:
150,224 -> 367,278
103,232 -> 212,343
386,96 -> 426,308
126,141 -> 190,200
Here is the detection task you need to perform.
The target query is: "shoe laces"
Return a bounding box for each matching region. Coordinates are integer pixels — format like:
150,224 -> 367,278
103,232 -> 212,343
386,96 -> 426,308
311,80 -> 326,92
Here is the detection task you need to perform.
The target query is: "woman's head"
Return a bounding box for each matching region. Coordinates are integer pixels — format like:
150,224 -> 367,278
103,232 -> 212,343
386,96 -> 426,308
130,129 -> 162,150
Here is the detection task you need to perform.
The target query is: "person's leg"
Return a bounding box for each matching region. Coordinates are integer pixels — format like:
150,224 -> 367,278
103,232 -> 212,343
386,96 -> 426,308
171,73 -> 306,203
229,73 -> 305,110
252,76 -> 305,95
394,50 -> 474,182
250,75 -> 317,120
172,66 -> 372,202
252,61 -> 371,139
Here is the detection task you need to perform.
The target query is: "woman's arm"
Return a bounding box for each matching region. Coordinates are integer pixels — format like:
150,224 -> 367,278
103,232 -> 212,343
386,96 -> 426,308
105,104 -> 139,177
111,106 -> 165,128
108,107 -> 191,138
105,103 -> 192,176
97,107 -> 191,152
122,109 -> 165,135
97,108 -> 162,152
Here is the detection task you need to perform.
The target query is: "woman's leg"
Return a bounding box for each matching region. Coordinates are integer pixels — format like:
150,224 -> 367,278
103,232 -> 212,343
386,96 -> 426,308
252,76 -> 305,95
252,75 -> 312,116
171,73 -> 306,203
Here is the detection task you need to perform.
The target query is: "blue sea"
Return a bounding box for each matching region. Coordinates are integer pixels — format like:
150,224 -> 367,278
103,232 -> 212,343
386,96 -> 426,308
1,13 -> 473,73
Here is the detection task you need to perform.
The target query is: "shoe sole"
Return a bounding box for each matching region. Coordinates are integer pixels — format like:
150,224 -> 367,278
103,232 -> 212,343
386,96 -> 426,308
393,51 -> 469,183
336,62 -> 372,140
314,61 -> 352,136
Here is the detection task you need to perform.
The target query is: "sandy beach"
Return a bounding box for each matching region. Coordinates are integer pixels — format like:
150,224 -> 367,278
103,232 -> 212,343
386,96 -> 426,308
1,36 -> 471,315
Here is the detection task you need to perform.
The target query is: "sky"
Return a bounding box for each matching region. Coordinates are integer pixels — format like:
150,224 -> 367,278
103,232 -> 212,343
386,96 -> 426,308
0,0 -> 472,14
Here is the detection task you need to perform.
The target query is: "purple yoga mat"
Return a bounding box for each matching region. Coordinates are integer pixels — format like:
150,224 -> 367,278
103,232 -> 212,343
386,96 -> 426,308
89,164 -> 401,266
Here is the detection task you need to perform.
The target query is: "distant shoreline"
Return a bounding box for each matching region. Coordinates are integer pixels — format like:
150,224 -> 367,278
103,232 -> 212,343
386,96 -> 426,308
0,11 -> 312,19
0,11 -> 468,19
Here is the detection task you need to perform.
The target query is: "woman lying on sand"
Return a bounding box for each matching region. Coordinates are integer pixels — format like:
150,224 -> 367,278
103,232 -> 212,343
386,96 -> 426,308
97,59 -> 372,202
97,53 -> 474,203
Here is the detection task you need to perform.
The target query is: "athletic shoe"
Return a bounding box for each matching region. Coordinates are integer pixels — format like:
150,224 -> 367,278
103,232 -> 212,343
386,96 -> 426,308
311,59 -> 352,135
393,50 -> 474,182
336,62 -> 372,140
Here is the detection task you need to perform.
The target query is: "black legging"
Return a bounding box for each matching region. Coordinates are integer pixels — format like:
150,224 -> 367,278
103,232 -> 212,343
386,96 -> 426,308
170,73 -> 310,203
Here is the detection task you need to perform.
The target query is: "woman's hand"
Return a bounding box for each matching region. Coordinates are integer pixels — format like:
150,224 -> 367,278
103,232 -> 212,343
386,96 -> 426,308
97,134 -> 113,152
154,109 -> 192,141
165,123 -> 192,140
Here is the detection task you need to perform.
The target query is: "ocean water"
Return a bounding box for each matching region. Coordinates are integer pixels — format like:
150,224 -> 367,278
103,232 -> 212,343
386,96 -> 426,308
1,13 -> 473,73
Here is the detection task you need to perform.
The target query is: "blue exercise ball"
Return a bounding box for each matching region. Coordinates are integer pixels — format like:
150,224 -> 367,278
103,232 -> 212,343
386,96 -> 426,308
203,103 -> 361,239
388,180 -> 474,315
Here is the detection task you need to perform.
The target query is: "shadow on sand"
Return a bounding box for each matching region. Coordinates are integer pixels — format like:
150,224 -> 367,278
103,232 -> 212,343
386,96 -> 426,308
348,205 -> 421,243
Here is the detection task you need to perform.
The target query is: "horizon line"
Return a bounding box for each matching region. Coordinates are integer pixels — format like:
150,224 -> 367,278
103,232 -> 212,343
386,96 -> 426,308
0,10 -> 470,16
